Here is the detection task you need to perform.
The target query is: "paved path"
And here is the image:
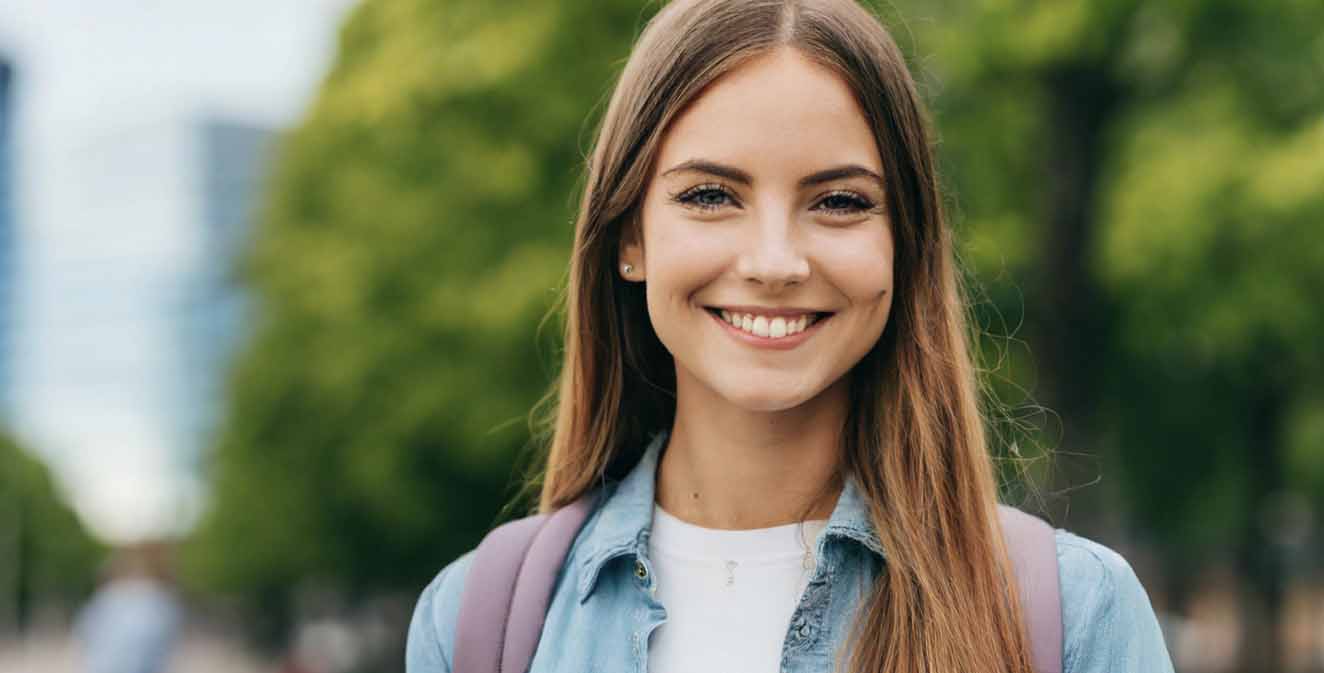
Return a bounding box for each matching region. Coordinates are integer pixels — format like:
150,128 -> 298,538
0,626 -> 276,673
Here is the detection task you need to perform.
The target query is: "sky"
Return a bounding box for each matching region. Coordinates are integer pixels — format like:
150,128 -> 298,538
0,0 -> 359,543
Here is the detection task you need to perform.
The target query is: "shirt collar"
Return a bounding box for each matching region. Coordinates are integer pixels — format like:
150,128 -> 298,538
575,427 -> 885,603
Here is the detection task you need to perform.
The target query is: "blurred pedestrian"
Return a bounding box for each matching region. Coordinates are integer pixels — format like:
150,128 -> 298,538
74,541 -> 183,673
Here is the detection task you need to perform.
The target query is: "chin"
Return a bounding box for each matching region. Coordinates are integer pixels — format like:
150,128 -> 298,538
717,382 -> 819,413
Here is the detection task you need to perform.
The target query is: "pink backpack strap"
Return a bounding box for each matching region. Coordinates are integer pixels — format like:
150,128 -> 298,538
456,497 -> 1061,673
997,504 -> 1064,673
453,494 -> 594,673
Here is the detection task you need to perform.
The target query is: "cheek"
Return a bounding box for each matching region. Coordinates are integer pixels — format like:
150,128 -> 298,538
643,216 -> 729,297
820,227 -> 894,301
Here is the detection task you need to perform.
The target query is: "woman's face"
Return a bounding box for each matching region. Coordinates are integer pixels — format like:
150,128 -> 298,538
620,47 -> 895,413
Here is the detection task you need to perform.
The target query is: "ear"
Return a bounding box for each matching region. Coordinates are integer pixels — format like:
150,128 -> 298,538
618,213 -> 645,281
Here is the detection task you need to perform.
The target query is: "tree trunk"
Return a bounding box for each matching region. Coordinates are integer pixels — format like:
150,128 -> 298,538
1238,383 -> 1287,673
1034,63 -> 1123,532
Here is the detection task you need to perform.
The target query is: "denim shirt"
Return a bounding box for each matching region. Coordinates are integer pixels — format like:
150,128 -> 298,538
408,429 -> 1176,673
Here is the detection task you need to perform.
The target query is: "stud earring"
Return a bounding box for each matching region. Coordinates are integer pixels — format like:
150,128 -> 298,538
622,263 -> 634,275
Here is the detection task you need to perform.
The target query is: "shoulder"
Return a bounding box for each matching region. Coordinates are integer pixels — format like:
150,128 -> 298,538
406,550 -> 476,673
1053,528 -> 1175,673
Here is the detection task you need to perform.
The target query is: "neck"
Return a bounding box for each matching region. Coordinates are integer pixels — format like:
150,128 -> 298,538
655,370 -> 848,530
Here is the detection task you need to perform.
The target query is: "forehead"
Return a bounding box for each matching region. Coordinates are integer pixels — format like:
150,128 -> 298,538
654,47 -> 883,178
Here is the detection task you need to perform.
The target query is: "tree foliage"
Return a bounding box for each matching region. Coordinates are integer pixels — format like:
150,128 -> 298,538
180,0 -> 657,626
891,0 -> 1324,547
0,433 -> 105,629
892,1 -> 1323,667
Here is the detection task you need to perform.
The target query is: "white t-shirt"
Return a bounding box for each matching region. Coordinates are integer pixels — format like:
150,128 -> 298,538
646,503 -> 830,673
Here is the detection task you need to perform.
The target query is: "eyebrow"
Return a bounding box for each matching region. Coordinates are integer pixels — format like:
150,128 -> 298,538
660,158 -> 885,190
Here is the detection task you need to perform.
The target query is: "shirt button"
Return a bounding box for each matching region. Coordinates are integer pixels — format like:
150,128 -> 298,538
634,559 -> 648,581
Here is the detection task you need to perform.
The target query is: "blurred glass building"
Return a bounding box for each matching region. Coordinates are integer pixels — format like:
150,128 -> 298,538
175,119 -> 274,475
24,114 -> 275,541
0,58 -> 13,421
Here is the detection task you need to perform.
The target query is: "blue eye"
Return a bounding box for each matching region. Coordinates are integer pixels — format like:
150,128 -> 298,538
672,183 -> 737,212
814,190 -> 876,215
668,185 -> 879,217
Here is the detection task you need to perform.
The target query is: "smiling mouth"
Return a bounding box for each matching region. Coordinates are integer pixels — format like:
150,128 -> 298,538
702,306 -> 835,337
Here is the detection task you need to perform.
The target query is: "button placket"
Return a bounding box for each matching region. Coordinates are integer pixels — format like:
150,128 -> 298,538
630,555 -> 667,673
783,561 -> 832,654
633,557 -> 660,599
787,612 -> 814,646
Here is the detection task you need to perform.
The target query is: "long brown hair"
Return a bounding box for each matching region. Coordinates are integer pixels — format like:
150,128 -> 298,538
527,1 -> 1036,671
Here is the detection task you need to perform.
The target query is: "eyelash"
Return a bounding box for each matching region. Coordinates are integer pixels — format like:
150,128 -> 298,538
669,183 -> 879,216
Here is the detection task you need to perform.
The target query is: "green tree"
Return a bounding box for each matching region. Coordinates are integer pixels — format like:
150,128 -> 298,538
0,433 -> 105,632
893,1 -> 1324,668
181,0 -> 659,647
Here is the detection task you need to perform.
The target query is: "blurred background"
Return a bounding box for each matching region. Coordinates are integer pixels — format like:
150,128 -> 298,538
0,1 -> 1320,672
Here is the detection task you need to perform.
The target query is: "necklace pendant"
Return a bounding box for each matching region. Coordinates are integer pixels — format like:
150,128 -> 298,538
724,560 -> 738,586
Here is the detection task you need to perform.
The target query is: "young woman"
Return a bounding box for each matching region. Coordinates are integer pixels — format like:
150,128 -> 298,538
408,1 -> 1175,671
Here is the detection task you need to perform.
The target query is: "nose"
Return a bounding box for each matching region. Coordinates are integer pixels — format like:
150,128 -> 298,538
735,210 -> 810,292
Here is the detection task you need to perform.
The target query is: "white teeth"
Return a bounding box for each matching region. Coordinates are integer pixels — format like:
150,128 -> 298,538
717,311 -> 821,338
752,316 -> 769,337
